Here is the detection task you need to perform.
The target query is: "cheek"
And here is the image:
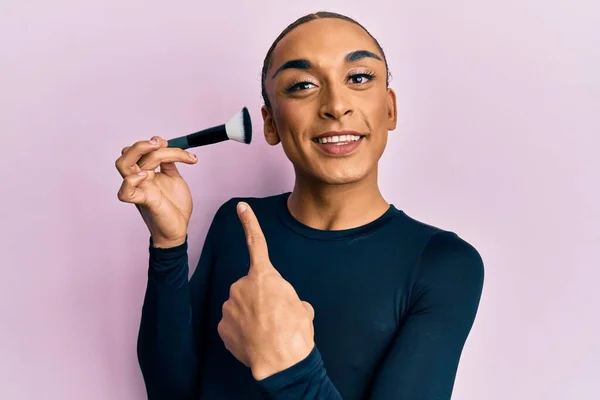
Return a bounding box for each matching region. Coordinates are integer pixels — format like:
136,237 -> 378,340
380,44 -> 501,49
270,102 -> 307,161
276,101 -> 311,131
274,101 -> 314,149
365,95 -> 390,126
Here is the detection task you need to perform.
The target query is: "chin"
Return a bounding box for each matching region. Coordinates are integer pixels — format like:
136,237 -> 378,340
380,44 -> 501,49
315,165 -> 371,185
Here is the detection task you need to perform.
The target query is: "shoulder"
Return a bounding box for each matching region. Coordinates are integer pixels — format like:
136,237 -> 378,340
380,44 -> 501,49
410,229 -> 485,316
395,210 -> 485,292
420,231 -> 484,284
394,213 -> 485,325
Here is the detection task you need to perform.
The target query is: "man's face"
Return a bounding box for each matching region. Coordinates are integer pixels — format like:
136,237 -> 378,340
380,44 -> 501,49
262,18 -> 397,185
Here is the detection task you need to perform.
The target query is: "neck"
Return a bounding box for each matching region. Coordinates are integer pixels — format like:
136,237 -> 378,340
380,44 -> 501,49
287,167 -> 390,231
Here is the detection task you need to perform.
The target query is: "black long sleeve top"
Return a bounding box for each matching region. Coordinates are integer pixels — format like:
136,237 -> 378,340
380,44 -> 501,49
137,192 -> 484,399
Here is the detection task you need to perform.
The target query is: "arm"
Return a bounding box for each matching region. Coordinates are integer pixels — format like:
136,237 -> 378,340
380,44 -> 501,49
255,231 -> 484,400
136,203 -> 226,399
368,231 -> 485,399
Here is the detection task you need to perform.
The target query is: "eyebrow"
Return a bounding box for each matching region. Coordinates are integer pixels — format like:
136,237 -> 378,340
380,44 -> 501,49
271,50 -> 383,79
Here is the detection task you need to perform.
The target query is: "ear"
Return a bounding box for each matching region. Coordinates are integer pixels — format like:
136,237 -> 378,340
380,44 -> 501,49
386,88 -> 398,131
261,105 -> 281,146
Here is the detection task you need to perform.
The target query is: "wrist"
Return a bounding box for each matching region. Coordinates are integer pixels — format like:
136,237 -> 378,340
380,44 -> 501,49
254,346 -> 321,392
251,340 -> 314,381
150,235 -> 187,249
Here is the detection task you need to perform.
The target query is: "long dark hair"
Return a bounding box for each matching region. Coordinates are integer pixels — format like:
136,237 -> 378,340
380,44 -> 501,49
261,11 -> 391,108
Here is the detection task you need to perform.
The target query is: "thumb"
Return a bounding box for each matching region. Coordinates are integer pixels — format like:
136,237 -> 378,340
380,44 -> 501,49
237,202 -> 275,274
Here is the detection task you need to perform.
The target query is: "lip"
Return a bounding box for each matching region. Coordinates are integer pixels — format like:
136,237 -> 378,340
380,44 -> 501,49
312,130 -> 365,140
312,135 -> 365,157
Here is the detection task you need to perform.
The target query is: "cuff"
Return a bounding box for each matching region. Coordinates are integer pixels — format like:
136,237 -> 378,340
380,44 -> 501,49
148,235 -> 188,272
256,345 -> 323,393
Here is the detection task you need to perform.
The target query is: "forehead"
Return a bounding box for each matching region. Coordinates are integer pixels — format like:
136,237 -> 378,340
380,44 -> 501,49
268,18 -> 381,71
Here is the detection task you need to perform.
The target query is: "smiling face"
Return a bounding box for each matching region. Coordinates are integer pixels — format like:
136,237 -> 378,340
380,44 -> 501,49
261,17 -> 397,186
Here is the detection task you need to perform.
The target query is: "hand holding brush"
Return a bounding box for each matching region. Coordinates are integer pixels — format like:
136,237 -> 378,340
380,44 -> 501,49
114,107 -> 252,248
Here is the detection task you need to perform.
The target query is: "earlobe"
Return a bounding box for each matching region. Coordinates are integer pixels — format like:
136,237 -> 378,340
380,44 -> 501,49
261,105 -> 281,145
386,88 -> 398,131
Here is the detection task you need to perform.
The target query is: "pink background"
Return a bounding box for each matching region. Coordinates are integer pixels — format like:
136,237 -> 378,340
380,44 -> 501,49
1,1 -> 598,399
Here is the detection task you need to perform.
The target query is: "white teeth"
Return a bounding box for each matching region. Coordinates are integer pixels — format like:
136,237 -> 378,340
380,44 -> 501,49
316,135 -> 362,144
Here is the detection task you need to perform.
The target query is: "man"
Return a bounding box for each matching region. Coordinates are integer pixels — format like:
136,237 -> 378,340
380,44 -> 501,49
115,12 -> 484,400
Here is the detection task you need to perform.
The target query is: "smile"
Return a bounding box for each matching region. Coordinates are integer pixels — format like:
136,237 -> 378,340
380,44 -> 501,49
312,134 -> 364,144
311,135 -> 366,156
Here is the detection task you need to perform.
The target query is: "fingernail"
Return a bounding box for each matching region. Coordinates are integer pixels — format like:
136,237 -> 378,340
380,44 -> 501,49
237,202 -> 247,213
150,138 -> 158,144
138,171 -> 147,176
190,152 -> 197,159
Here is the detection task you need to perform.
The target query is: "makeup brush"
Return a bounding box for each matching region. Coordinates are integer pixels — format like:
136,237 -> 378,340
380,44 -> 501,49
167,107 -> 252,149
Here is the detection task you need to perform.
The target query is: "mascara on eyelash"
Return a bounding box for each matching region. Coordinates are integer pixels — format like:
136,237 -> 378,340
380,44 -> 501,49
285,72 -> 376,92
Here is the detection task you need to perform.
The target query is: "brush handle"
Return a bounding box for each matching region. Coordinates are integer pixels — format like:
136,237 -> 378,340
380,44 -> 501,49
167,136 -> 189,149
167,124 -> 228,149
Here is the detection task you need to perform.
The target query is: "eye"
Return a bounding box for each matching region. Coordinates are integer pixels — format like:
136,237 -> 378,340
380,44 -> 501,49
348,73 -> 375,85
285,81 -> 317,93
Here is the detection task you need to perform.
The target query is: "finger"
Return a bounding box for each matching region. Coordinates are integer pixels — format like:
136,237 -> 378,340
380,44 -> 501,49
138,148 -> 197,171
159,161 -> 181,177
115,137 -> 164,177
237,202 -> 271,270
117,171 -> 149,204
120,137 -> 163,156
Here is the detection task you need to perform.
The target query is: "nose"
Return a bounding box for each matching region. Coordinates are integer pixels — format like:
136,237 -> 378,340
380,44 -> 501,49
318,84 -> 353,120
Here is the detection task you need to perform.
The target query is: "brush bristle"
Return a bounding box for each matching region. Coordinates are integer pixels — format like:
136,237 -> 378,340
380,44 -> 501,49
225,107 -> 252,144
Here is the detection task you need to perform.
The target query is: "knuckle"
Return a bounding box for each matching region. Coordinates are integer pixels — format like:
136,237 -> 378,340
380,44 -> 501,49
302,303 -> 315,321
122,177 -> 134,187
228,281 -> 239,297
116,178 -> 135,202
246,233 -> 262,246
116,189 -> 127,202
253,268 -> 269,281
303,301 -> 314,314
129,140 -> 149,154
152,136 -> 166,146
137,154 -> 155,169
168,148 -> 187,162
221,300 -> 231,316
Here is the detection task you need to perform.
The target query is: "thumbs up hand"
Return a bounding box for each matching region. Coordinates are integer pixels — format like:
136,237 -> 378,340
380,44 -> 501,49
218,202 -> 315,381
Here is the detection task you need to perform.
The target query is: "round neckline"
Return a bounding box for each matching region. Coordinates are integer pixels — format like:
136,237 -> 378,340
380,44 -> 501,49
276,192 -> 401,241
